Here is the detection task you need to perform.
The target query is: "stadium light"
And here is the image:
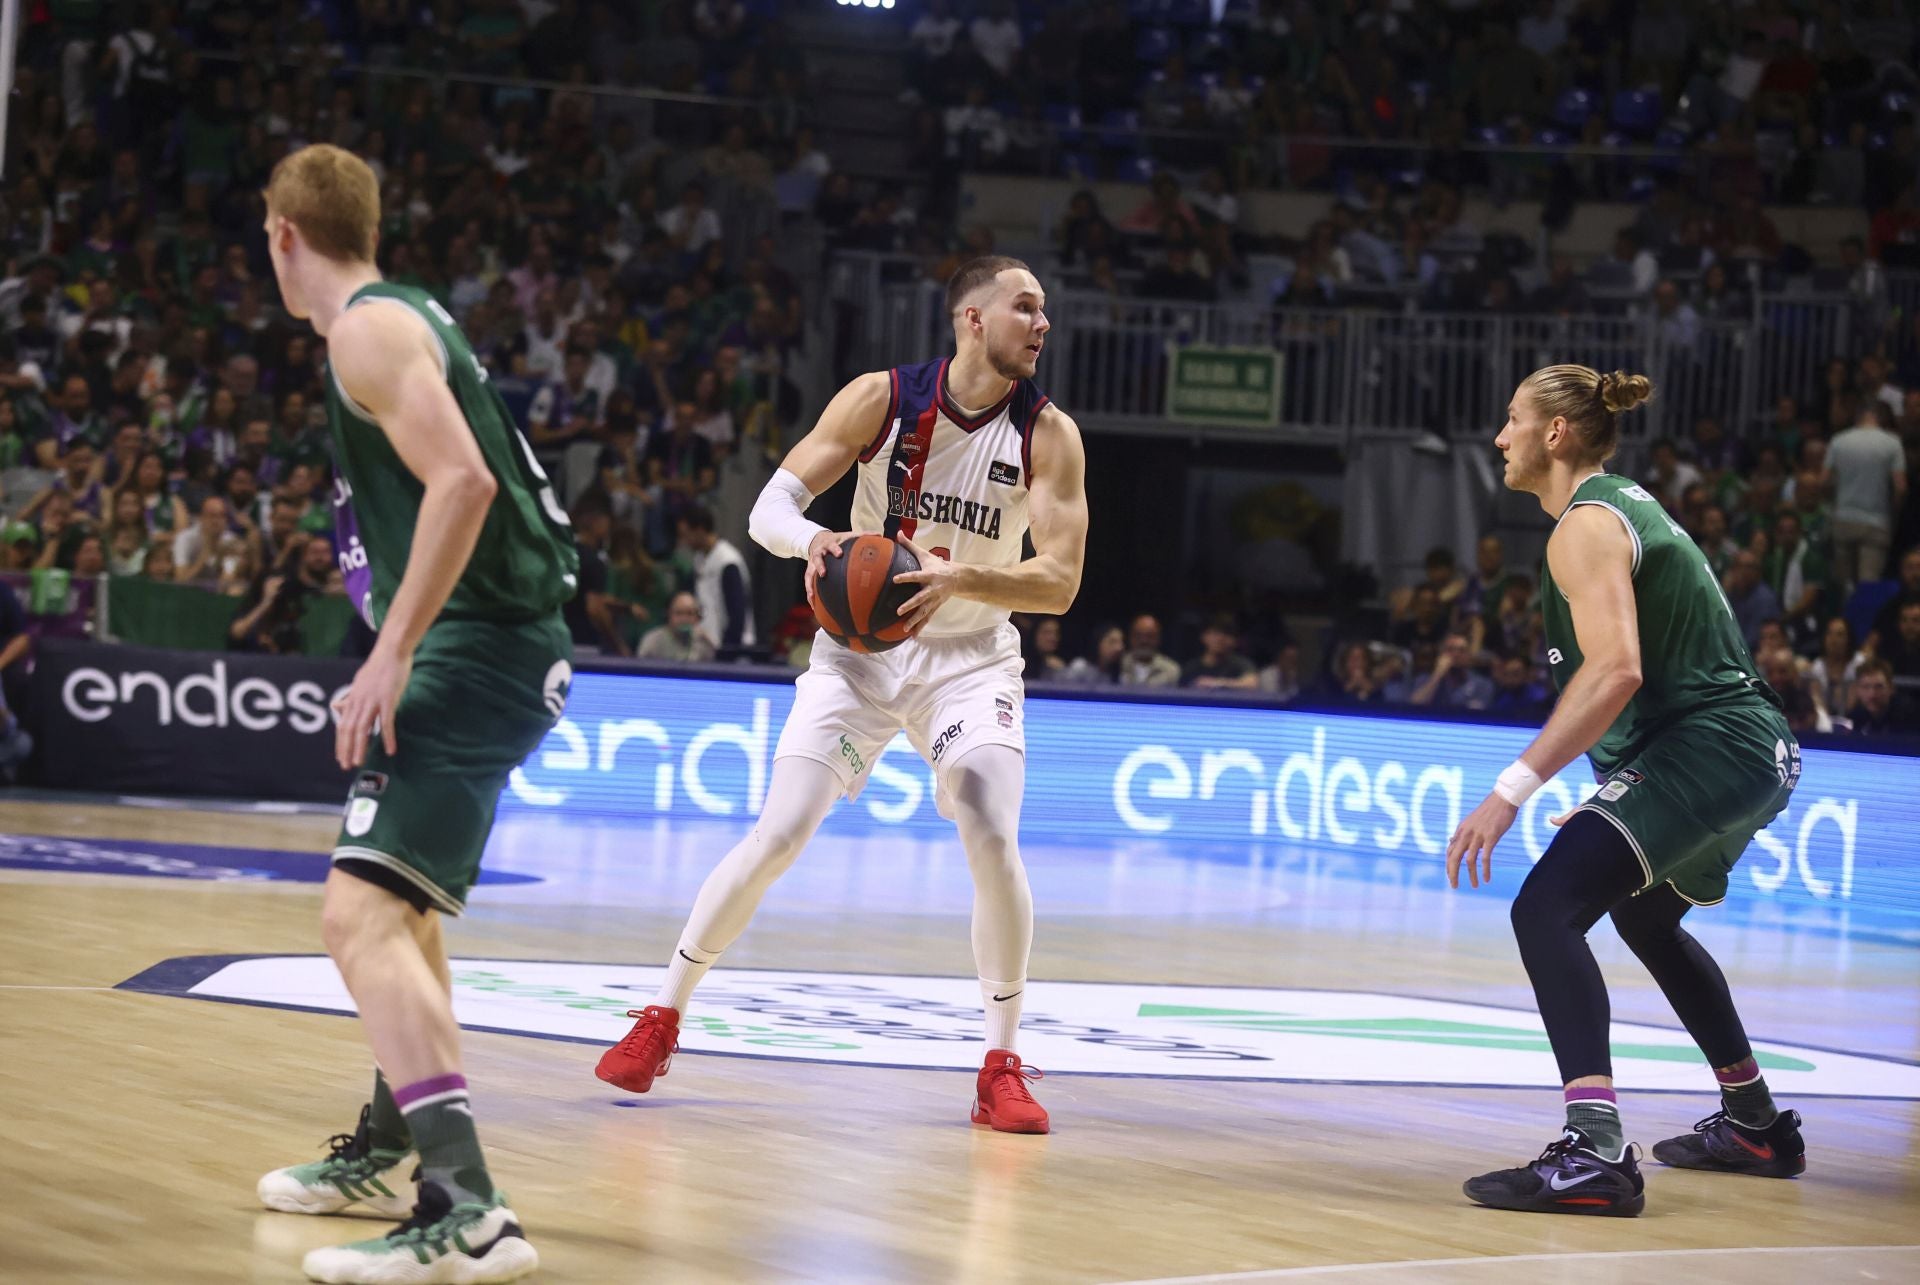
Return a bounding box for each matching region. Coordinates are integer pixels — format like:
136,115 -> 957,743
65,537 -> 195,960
835,0 -> 896,9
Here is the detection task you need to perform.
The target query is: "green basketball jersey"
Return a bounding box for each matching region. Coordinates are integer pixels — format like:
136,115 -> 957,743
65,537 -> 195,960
325,282 -> 578,628
1540,472 -> 1780,774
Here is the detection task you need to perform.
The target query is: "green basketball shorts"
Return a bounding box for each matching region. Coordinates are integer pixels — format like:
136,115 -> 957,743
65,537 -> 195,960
1574,704 -> 1800,907
332,613 -> 571,914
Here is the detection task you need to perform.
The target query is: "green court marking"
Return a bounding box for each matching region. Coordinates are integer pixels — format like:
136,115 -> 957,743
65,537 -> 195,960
1136,1004 -> 1816,1071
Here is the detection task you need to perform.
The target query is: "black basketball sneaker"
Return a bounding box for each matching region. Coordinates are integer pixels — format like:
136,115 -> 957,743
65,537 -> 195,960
1463,1128 -> 1645,1216
1652,1109 -> 1805,1178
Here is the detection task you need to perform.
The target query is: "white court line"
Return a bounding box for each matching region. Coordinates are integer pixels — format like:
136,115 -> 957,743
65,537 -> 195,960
1103,1244 -> 1920,1285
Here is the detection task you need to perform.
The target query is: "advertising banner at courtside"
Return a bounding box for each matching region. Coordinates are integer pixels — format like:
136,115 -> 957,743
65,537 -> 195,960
31,647 -> 1918,920
33,638 -> 356,802
501,670 -> 1920,923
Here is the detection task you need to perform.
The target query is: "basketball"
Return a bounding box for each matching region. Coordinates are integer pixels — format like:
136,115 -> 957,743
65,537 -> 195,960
808,534 -> 920,653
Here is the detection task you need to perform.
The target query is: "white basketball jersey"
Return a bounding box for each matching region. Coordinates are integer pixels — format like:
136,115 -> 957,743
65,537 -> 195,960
851,357 -> 1050,638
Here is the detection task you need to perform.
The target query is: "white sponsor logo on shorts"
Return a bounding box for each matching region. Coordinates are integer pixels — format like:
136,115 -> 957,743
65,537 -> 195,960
345,796 -> 378,837
930,720 -> 965,762
542,660 -> 574,721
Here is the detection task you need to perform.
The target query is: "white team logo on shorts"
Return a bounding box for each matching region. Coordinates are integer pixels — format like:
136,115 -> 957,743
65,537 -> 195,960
345,796 -> 378,837
1775,739 -> 1801,789
542,660 -> 574,721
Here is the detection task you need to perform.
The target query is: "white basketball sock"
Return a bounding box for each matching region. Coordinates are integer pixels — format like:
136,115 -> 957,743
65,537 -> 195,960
947,744 -> 1034,1057
654,941 -> 721,1012
651,757 -> 840,1013
980,977 -> 1026,1053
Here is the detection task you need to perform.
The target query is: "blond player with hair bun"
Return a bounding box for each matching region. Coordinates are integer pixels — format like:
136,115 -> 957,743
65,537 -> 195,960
1447,364 -> 1806,1217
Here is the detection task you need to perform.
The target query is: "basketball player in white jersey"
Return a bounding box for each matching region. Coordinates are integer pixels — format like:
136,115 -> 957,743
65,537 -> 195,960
595,256 -> 1087,1132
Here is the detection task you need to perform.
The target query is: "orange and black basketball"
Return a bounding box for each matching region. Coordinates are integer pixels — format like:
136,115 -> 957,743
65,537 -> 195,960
809,534 -> 920,653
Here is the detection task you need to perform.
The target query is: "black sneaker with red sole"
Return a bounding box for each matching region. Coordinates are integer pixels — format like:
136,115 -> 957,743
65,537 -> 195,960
1463,1128 -> 1645,1217
1652,1109 -> 1805,1178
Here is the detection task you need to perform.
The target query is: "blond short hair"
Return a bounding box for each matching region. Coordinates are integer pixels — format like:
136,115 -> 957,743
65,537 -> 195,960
263,144 -> 380,264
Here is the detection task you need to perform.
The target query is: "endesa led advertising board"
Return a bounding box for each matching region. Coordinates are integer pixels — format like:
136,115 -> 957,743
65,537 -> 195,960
502,671 -> 1920,922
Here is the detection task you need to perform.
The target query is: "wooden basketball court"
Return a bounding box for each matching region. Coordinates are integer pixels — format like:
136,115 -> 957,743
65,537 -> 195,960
2,795 -> 1916,1283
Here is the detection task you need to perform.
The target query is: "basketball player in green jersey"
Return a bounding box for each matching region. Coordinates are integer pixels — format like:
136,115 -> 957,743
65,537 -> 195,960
251,144 -> 575,1283
1444,366 -> 1806,1217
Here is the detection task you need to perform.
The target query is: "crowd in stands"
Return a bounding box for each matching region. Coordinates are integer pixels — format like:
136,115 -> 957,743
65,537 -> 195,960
0,0 -> 815,696
1030,352 -> 1920,736
1036,173 -> 1920,338
914,0 -> 1920,205
1,0 -> 1918,774
891,1 -> 1920,342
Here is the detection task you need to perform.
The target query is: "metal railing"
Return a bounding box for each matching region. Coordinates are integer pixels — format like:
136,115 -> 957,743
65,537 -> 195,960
970,128 -> 1731,204
827,252 -> 1903,445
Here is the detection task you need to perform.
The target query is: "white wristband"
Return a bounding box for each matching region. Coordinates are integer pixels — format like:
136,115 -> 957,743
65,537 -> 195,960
747,468 -> 828,560
1493,760 -> 1542,807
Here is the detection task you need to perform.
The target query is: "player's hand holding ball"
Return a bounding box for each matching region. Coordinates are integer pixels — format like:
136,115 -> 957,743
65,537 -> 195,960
893,534 -> 960,638
803,529 -> 855,602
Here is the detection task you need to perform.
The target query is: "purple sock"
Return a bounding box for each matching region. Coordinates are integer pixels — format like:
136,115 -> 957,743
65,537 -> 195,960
393,1073 -> 494,1203
392,1073 -> 468,1111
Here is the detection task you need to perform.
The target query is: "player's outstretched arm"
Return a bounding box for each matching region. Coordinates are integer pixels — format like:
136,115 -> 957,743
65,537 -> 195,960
897,404 -> 1087,627
748,369 -> 889,597
1447,506 -> 1640,888
327,302 -> 498,769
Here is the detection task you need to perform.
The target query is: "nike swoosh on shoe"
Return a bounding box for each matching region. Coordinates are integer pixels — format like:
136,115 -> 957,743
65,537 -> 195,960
1546,1168 -> 1605,1191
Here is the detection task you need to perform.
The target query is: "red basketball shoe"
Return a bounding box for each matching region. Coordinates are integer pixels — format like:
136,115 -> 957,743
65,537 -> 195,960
596,1006 -> 681,1092
972,1049 -> 1050,1134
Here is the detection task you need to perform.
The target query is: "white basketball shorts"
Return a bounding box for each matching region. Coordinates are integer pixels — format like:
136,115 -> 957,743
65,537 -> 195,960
774,622 -> 1026,818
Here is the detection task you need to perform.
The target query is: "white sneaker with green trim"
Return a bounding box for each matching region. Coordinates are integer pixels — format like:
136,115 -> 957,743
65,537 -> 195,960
259,1105 -> 415,1218
303,1182 -> 538,1284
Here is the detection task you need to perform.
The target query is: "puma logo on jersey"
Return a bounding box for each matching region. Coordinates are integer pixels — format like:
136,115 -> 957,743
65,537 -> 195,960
886,487 -> 1004,540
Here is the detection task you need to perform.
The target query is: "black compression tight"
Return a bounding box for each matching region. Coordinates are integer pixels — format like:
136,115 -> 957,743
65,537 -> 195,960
1610,879 -> 1755,1071
1510,810 -> 1754,1084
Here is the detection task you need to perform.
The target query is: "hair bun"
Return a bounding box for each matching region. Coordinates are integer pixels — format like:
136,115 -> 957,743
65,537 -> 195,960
1599,371 -> 1654,414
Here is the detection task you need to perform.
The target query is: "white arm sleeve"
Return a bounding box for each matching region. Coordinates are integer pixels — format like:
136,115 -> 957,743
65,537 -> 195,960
748,468 -> 828,560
